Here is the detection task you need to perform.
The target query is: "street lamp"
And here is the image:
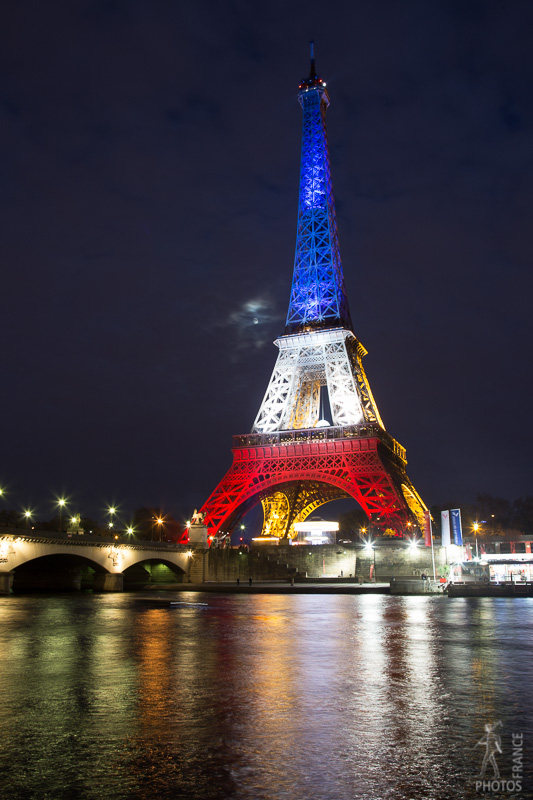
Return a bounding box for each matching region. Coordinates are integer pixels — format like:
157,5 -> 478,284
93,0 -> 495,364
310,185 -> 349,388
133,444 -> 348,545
156,517 -> 163,541
58,498 -> 66,533
472,521 -> 481,558
107,507 -> 116,534
23,509 -> 32,528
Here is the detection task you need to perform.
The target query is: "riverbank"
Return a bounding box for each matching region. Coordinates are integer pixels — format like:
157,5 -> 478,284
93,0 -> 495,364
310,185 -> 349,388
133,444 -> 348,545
142,580 -> 391,594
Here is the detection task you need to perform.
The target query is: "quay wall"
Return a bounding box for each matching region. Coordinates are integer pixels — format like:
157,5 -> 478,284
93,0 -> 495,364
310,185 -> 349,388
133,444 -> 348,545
196,542 -> 448,583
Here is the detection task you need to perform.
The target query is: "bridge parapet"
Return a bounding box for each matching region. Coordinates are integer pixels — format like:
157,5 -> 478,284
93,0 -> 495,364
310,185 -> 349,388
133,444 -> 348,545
0,528 -> 189,551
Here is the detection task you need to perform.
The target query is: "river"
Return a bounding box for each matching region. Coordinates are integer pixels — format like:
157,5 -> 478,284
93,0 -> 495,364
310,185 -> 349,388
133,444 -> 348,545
0,592 -> 531,799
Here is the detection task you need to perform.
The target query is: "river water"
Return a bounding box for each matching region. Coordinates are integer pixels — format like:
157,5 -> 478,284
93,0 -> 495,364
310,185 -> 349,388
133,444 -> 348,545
0,592 -> 531,800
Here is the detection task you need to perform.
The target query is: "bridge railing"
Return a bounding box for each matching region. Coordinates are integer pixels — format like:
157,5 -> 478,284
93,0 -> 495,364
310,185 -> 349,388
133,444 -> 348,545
0,527 -> 188,550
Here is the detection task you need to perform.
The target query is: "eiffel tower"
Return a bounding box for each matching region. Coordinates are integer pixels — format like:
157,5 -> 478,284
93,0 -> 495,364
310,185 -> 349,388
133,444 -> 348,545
198,47 -> 427,541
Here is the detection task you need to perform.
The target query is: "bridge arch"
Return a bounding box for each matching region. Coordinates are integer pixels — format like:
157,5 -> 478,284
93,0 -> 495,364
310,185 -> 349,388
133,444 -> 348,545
122,557 -> 187,588
11,552 -> 110,592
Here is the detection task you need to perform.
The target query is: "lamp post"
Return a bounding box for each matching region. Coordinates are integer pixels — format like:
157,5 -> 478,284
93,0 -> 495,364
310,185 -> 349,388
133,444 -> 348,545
472,522 -> 481,558
156,517 -> 163,542
108,507 -> 116,535
23,509 -> 32,529
58,498 -> 66,533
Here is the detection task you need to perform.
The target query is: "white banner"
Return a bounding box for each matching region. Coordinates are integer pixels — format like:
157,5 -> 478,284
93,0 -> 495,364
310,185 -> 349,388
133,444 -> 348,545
441,510 -> 451,547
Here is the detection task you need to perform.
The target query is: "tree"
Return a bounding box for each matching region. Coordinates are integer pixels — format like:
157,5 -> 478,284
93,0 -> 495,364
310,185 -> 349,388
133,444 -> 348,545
0,509 -> 22,528
79,517 -> 105,536
513,497 -> 533,536
476,494 -> 513,533
338,507 -> 372,541
131,508 -> 183,542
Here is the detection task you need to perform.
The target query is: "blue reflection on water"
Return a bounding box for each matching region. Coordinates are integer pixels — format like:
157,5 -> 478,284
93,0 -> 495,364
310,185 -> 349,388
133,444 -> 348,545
0,593 -> 531,799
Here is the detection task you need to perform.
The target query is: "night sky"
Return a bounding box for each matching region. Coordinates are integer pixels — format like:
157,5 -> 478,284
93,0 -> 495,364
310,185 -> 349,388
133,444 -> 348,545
2,1 -> 532,526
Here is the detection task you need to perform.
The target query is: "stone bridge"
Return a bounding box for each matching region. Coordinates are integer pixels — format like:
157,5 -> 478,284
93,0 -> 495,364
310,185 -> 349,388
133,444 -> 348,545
0,529 -> 196,593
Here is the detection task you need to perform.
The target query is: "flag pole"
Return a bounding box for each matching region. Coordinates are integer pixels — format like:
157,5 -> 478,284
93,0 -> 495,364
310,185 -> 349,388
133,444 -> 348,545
430,514 -> 436,581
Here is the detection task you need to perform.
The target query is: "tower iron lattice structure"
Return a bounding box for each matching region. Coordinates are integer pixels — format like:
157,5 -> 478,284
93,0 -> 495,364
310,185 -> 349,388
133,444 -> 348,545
197,48 -> 427,541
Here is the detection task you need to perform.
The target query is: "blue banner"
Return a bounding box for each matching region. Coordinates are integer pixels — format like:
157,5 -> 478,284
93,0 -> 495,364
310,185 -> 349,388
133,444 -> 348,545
451,509 -> 463,546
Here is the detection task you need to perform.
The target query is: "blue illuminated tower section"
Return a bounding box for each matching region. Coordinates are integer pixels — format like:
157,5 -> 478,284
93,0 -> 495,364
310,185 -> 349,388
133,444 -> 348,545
286,47 -> 352,334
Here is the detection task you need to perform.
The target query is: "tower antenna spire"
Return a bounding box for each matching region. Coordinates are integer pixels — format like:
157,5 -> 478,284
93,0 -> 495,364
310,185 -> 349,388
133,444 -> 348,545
309,40 -> 316,78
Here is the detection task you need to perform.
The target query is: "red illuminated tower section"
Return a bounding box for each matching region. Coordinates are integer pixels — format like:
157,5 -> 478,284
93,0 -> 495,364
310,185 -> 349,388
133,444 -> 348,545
196,49 -> 427,540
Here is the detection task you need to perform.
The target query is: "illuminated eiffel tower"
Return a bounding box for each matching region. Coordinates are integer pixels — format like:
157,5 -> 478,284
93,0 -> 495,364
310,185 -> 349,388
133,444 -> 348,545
198,47 -> 427,541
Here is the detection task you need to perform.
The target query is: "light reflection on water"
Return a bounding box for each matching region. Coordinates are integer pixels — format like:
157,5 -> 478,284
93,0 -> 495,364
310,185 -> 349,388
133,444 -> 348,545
0,593 -> 531,799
